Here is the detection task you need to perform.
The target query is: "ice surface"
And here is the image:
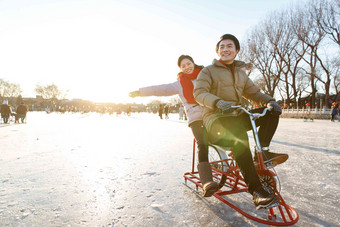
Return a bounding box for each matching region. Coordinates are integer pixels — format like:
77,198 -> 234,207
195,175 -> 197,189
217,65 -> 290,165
0,112 -> 339,226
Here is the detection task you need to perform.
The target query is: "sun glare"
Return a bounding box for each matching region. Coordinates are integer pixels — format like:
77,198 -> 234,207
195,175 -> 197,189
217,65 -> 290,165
1,0 -> 304,104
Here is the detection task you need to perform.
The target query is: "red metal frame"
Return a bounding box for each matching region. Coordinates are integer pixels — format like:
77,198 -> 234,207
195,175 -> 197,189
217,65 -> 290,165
183,139 -> 299,226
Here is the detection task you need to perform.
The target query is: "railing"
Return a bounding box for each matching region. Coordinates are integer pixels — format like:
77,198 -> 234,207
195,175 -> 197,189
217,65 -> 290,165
281,108 -> 332,119
282,108 -> 331,114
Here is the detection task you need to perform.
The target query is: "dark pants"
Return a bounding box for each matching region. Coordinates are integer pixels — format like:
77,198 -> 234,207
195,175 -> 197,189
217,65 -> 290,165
331,114 -> 336,121
189,120 -> 209,163
15,114 -> 26,122
208,108 -> 279,194
1,113 -> 10,123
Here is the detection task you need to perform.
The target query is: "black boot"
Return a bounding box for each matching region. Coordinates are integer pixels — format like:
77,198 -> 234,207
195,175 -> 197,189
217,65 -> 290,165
252,187 -> 279,209
254,147 -> 288,167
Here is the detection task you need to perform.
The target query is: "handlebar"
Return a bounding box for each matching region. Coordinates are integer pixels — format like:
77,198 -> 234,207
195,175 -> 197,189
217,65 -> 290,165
222,105 -> 272,119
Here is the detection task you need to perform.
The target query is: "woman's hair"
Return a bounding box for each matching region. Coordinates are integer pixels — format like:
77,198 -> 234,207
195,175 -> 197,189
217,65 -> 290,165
177,55 -> 194,67
177,55 -> 203,70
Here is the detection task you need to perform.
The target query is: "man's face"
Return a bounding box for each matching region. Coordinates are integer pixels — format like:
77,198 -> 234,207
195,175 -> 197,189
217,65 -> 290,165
217,39 -> 239,64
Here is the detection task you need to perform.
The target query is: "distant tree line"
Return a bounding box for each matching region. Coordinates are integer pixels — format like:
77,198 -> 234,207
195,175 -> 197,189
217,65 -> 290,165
0,80 -> 65,101
240,0 -> 340,108
0,78 -> 22,101
0,80 -> 67,109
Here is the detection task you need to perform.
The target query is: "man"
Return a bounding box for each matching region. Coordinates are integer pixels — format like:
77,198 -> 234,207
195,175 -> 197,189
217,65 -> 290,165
1,100 -> 12,124
15,102 -> 28,123
193,34 -> 288,209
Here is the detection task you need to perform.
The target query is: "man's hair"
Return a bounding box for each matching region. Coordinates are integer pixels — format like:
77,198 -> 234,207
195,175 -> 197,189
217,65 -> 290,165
216,34 -> 240,52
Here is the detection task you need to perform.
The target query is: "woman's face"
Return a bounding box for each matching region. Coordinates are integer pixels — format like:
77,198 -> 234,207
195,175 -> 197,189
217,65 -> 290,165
180,58 -> 195,74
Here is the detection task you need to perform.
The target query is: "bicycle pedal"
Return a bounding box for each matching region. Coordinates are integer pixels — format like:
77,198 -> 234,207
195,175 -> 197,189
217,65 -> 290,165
256,202 -> 279,210
256,197 -> 280,210
264,161 -> 277,168
266,202 -> 280,209
254,161 -> 274,169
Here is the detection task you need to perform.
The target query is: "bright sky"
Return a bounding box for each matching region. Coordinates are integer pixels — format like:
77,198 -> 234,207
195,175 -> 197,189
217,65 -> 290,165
0,0 -> 301,103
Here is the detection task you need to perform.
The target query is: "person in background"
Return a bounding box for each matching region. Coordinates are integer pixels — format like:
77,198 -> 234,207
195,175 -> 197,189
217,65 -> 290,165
194,34 -> 288,209
0,100 -> 12,124
164,104 -> 169,119
331,103 -> 339,122
116,107 -> 122,117
179,105 -> 184,120
126,104 -> 131,116
158,104 -> 163,119
15,102 -> 28,123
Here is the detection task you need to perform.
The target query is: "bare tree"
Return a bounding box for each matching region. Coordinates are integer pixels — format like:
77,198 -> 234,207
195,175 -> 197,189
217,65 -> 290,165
246,26 -> 280,97
0,79 -> 9,100
35,83 -> 67,108
291,2 -> 326,108
238,45 -> 254,77
252,76 -> 267,93
242,0 -> 338,108
314,0 -> 340,46
309,0 -> 340,107
0,78 -> 22,102
285,37 -> 309,108
314,52 -> 339,107
330,56 -> 340,101
333,74 -> 340,96
6,83 -> 22,98
265,10 -> 296,105
296,72 -> 311,102
169,96 -> 182,106
265,9 -> 313,108
148,99 -> 163,106
243,7 -> 313,107
35,83 -> 64,100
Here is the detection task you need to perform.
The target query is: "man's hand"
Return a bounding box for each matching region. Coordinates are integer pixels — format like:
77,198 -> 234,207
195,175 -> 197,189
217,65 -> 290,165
267,101 -> 282,115
216,100 -> 233,112
243,63 -> 253,71
129,90 -> 140,98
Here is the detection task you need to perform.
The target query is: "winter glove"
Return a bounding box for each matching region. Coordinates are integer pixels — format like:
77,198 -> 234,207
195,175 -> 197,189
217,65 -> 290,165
216,100 -> 233,112
129,90 -> 140,98
267,101 -> 282,115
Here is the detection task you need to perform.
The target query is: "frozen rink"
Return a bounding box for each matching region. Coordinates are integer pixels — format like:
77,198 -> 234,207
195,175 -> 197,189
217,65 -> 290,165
0,112 -> 339,227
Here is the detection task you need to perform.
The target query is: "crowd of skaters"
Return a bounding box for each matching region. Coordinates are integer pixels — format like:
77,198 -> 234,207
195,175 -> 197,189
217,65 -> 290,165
2,99 -> 339,124
0,100 -> 186,121
152,104 -> 186,120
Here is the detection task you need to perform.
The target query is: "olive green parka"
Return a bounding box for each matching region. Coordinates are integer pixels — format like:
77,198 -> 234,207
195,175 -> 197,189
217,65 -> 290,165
193,59 -> 274,132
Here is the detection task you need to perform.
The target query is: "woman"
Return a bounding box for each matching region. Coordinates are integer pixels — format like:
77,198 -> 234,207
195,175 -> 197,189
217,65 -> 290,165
129,55 -> 219,197
130,55 -> 251,197
331,103 -> 339,122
